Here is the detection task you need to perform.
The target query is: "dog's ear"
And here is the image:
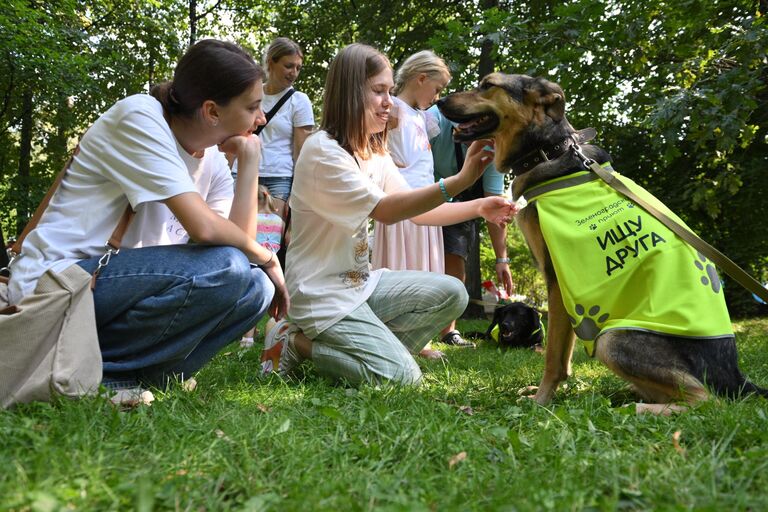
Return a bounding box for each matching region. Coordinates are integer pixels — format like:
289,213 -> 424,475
526,78 -> 566,122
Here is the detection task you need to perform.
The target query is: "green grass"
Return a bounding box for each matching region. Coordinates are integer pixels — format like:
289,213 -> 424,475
2,318 -> 768,511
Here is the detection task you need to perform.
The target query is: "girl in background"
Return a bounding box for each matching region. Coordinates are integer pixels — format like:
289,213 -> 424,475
241,186 -> 285,348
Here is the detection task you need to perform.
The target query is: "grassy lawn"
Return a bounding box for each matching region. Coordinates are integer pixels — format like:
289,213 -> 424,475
2,317 -> 768,511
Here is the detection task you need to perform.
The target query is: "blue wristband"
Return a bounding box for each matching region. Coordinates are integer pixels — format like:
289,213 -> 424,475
438,178 -> 453,202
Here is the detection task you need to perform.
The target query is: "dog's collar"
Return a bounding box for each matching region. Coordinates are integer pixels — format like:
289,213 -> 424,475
509,128 -> 596,177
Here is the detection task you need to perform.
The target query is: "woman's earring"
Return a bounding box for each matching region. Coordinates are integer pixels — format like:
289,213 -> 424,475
212,118 -> 219,127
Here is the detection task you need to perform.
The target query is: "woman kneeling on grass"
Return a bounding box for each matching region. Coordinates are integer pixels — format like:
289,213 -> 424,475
260,43 -> 516,385
8,39 -> 288,400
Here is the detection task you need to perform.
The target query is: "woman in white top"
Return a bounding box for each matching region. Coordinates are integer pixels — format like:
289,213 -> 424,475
260,43 -> 516,386
7,40 -> 288,391
257,37 -> 315,218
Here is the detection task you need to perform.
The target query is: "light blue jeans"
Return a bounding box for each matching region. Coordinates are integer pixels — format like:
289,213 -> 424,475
77,245 -> 273,387
259,176 -> 293,201
312,271 -> 468,386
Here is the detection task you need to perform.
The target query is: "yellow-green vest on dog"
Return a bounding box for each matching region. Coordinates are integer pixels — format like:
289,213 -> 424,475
524,164 -> 733,356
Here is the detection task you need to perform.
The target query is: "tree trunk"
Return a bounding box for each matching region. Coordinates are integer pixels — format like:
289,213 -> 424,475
189,0 -> 197,46
0,222 -> 8,271
462,0 -> 498,319
16,91 -> 33,236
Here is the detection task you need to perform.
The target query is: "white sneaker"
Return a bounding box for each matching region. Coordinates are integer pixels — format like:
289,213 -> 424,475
260,319 -> 302,377
108,387 -> 154,408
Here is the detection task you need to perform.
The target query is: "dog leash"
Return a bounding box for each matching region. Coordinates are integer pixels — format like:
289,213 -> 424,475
570,141 -> 768,304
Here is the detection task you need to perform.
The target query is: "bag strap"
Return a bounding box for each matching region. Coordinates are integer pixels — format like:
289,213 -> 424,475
255,88 -> 296,136
583,157 -> 768,303
11,153 -> 75,257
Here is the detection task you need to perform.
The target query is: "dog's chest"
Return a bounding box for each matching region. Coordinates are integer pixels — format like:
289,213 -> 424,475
527,172 -> 732,342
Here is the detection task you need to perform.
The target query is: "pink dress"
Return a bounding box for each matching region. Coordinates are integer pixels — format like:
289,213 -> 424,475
372,97 -> 444,273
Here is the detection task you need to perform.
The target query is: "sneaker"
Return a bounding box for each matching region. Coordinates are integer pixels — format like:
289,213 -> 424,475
440,330 -> 477,348
260,319 -> 302,377
108,387 -> 155,408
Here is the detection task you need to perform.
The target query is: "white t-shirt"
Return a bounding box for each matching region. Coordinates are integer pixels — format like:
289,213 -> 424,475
123,143 -> 233,247
8,94 -> 233,304
387,96 -> 436,189
259,88 -> 314,178
286,131 -> 409,338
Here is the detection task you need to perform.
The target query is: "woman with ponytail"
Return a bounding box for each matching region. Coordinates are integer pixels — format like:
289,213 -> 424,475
7,39 -> 287,398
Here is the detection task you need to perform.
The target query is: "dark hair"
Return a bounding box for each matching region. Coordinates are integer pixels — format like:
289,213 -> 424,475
151,39 -> 265,118
321,43 -> 391,158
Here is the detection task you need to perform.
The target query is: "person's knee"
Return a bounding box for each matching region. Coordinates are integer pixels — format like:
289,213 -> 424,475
440,275 -> 469,315
214,246 -> 253,289
386,360 -> 423,386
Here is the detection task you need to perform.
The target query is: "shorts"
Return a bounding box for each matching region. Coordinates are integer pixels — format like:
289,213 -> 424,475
260,176 -> 294,201
442,220 -> 477,260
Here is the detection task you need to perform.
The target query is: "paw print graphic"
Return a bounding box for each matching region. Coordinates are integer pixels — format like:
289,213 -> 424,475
589,223 -> 597,231
626,202 -> 635,208
568,304 -> 610,340
694,252 -> 721,293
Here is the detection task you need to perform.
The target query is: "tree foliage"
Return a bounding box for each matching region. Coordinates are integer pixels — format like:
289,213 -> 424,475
1,0 -> 766,313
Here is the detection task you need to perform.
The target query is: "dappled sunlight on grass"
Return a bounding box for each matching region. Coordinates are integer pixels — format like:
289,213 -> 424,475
3,318 -> 768,510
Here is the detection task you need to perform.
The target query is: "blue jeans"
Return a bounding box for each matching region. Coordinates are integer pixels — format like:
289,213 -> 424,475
259,176 -> 293,201
77,244 -> 273,387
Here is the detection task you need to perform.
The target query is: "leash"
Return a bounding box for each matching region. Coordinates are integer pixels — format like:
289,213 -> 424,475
569,140 -> 768,304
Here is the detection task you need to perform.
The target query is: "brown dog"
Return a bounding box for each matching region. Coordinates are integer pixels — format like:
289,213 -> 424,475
438,73 -> 766,410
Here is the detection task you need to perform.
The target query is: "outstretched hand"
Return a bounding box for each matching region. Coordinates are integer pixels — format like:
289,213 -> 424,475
478,196 -> 519,227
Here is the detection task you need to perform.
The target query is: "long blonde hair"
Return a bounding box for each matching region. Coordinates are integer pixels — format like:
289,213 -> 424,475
393,50 -> 450,96
320,43 -> 391,159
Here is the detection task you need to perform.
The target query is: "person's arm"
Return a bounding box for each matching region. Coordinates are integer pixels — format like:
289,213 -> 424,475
164,192 -> 289,319
371,140 -> 497,224
487,203 -> 514,295
292,125 -> 313,162
226,135 -> 261,238
412,196 -> 515,227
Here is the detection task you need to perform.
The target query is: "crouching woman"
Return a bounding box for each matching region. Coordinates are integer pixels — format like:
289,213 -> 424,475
7,39 -> 288,392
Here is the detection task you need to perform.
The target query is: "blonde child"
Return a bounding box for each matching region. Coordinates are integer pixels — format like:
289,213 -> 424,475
240,185 -> 285,348
371,50 -> 465,357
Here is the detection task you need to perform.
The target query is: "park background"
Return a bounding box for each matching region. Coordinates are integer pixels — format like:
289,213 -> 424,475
2,2 -> 768,510
1,0 -> 766,314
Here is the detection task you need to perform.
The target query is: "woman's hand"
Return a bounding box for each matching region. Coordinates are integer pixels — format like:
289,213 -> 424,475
260,257 -> 290,320
218,132 -> 262,165
457,140 -> 495,184
478,196 -> 519,227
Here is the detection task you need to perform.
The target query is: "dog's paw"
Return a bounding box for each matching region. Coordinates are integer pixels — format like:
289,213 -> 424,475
568,304 -> 609,340
517,385 -> 538,397
694,252 -> 721,293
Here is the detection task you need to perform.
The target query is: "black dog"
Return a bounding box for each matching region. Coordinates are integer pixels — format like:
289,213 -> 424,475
485,302 -> 544,350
